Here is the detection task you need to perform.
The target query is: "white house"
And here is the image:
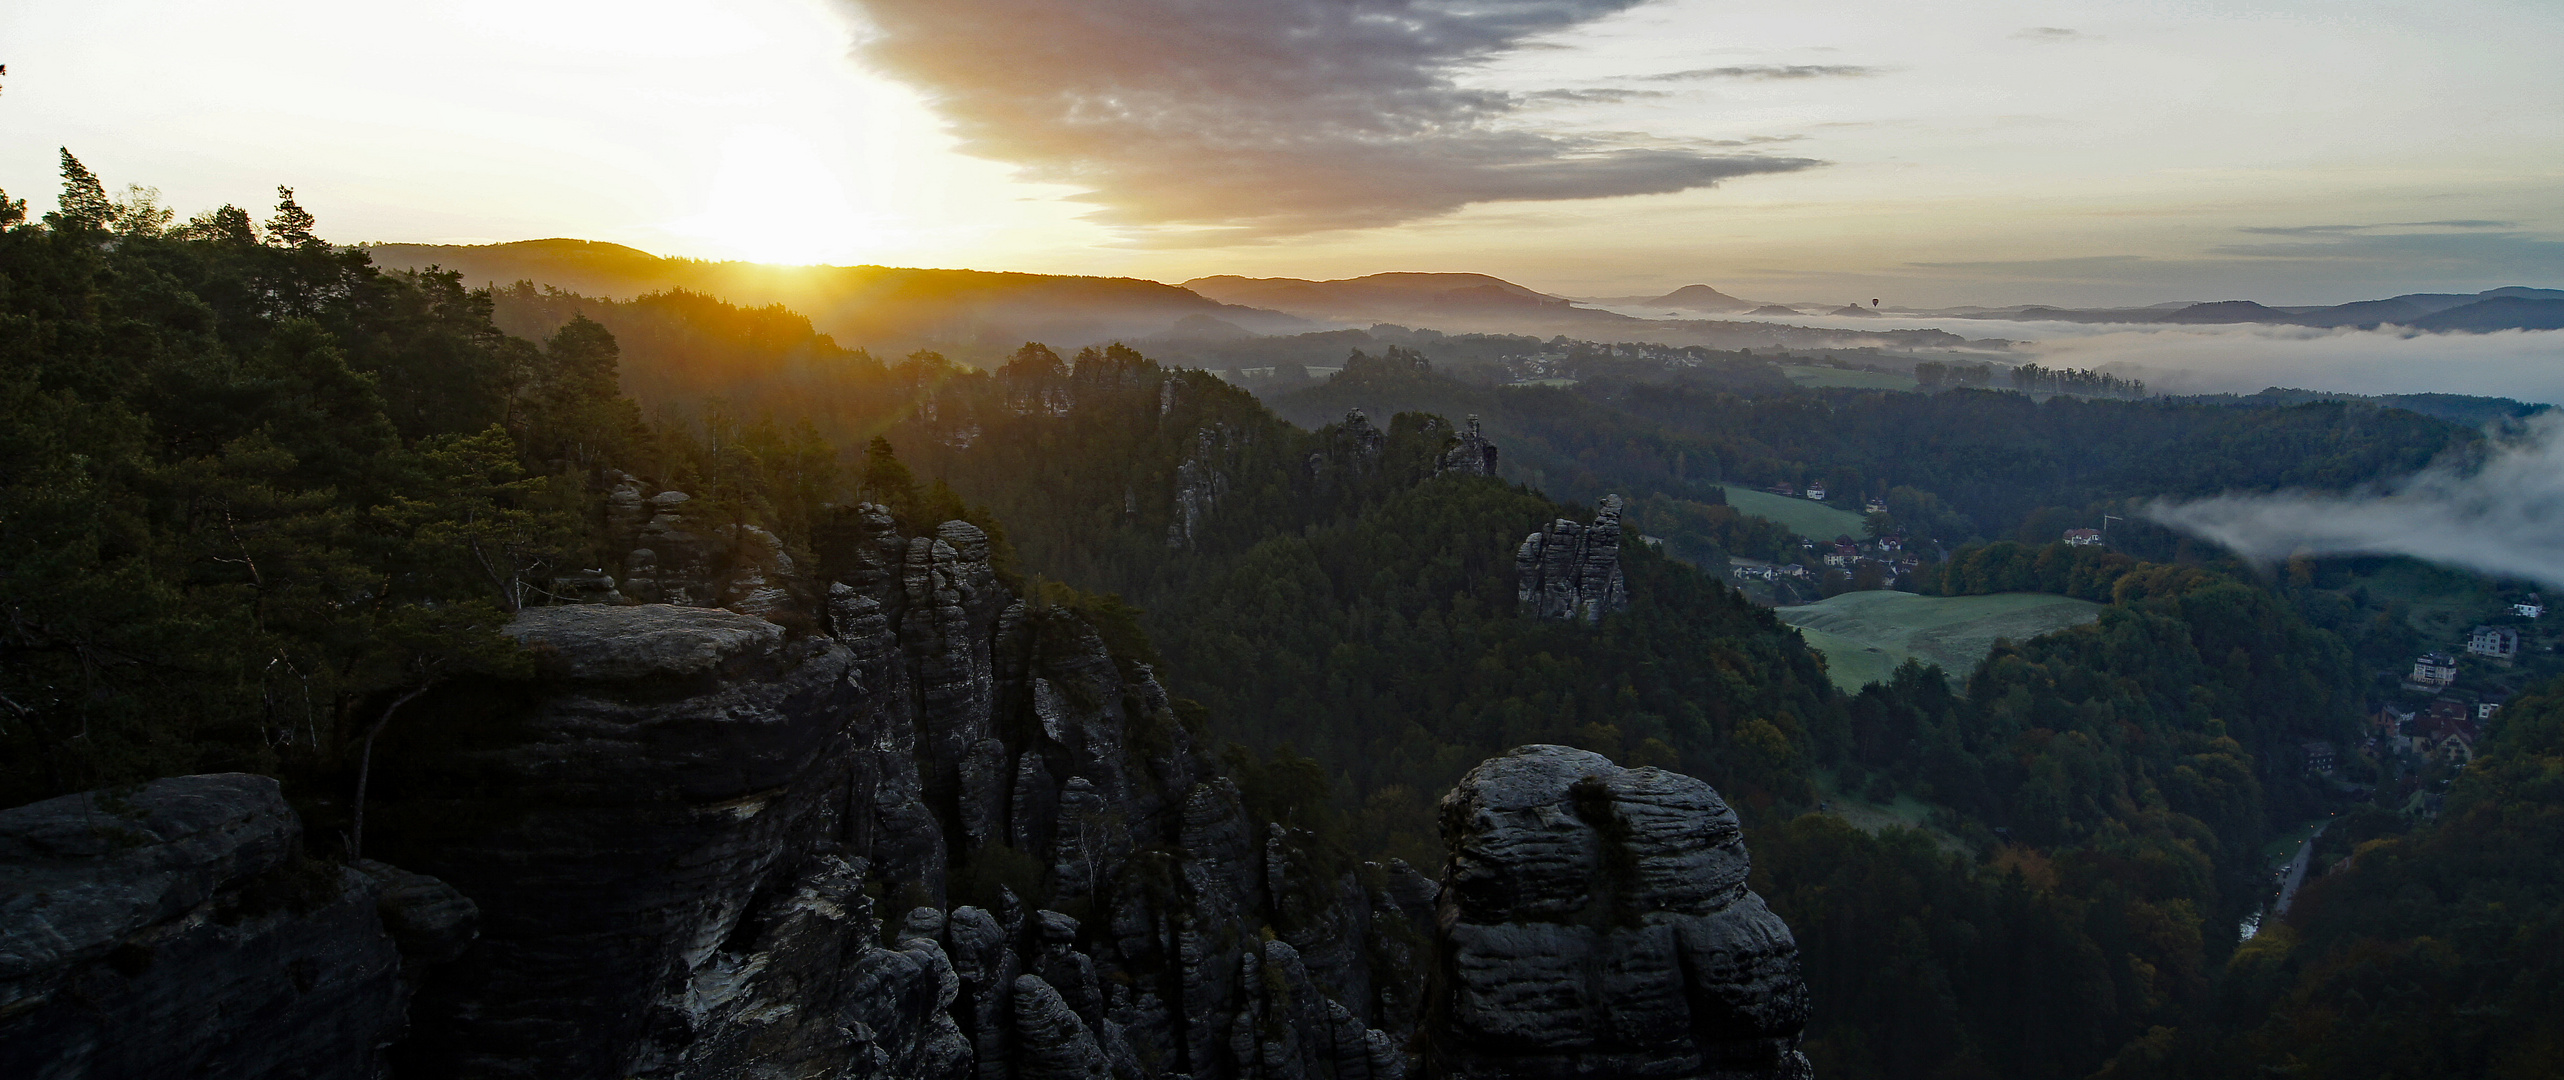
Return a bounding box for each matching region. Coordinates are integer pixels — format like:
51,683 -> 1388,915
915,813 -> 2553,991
2062,528 -> 2104,547
2468,625 -> 2520,661
2514,600 -> 2546,618
2411,652 -> 2458,688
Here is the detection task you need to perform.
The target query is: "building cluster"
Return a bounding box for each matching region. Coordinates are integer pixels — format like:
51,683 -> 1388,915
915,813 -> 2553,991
2339,598 -> 2550,801
1731,533 -> 1922,592
1730,562 -> 1808,583
1760,481 -> 1823,500
2367,698 -> 2497,770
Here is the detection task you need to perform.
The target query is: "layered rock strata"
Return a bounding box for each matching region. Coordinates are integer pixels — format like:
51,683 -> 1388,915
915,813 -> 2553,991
363,512 -> 1420,1079
1516,494 -> 1631,622
1424,746 -> 1810,1080
0,774 -> 473,1080
4,505 -> 1809,1080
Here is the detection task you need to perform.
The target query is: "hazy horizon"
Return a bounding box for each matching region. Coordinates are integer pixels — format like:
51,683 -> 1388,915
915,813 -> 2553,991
5,0 -> 2560,308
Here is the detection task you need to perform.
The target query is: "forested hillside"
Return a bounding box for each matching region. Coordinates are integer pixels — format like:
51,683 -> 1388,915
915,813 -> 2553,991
1272,354 -> 2475,560
7,157 -> 2555,1080
2097,674 -> 2564,1079
0,162 -> 640,802
371,240 -> 1311,362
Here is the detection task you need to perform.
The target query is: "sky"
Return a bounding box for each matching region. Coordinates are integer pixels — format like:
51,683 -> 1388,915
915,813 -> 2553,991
3,0 -> 2560,307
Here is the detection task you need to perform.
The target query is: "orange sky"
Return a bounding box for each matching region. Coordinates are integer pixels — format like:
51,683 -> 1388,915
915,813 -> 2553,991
3,0 -> 2559,307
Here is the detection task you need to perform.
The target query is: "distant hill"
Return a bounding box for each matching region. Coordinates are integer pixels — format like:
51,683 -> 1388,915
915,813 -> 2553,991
2408,296 -> 2564,333
1651,284 -> 1754,312
1181,272 -> 1577,325
372,244 -> 2001,358
1176,271 -> 1947,347
2159,387 -> 2553,424
1950,286 -> 2564,332
2291,298 -> 2430,328
2158,300 -> 2290,323
365,239 -> 1312,362
1747,305 -> 1810,317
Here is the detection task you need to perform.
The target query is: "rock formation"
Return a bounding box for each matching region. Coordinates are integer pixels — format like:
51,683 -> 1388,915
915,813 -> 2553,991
0,774 -> 474,1079
1168,425 -> 1233,549
1437,415 -> 1498,478
1424,746 -> 1810,1079
372,511 -> 1418,1079
1516,495 -> 1631,622
2,505 -> 1807,1080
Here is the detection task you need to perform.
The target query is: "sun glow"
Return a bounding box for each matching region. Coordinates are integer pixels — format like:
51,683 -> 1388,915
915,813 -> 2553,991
666,126 -> 887,266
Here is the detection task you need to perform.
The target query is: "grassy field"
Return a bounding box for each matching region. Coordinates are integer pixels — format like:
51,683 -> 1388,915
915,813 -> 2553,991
1792,626 -> 1905,691
1811,768 -> 1973,856
1779,364 -> 1917,391
2333,558 -> 2501,636
1719,484 -> 1870,540
1776,590 -> 2106,692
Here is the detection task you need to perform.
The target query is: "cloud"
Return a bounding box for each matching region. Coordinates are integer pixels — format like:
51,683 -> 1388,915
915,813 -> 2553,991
1520,88 -> 1675,105
838,0 -> 1821,239
1637,64 -> 1882,81
2149,413 -> 2564,589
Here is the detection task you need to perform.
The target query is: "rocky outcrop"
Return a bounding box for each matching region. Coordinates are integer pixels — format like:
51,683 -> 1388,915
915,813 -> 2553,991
1516,495 -> 1630,622
4,510 -> 1809,1079
1342,409 -> 1387,459
1437,415 -> 1498,478
606,473 -> 806,615
1168,426 -> 1233,549
0,774 -> 471,1080
1424,746 -> 1809,1080
357,512 -> 1424,1080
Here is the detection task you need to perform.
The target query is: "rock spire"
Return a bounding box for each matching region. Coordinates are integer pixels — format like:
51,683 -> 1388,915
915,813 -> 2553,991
1516,495 -> 1630,622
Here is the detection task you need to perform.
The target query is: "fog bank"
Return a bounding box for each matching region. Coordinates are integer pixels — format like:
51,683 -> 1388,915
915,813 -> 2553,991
2021,324 -> 2564,403
2149,414 -> 2564,589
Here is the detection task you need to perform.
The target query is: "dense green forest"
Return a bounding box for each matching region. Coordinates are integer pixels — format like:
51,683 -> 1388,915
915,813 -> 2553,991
1269,353 -> 2476,562
6,157 -> 2557,1080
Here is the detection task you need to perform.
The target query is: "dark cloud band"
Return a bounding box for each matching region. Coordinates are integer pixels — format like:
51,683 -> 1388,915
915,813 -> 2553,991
839,0 -> 1820,237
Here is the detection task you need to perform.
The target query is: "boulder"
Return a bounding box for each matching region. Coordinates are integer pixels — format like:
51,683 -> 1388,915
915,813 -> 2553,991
1424,745 -> 1810,1079
0,774 -> 447,1080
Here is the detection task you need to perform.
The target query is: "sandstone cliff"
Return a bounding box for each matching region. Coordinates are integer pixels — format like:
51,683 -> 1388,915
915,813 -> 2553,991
1425,746 -> 1810,1079
1436,416 -> 1498,478
0,774 -> 474,1080
1516,495 -> 1631,622
3,506 -> 1804,1080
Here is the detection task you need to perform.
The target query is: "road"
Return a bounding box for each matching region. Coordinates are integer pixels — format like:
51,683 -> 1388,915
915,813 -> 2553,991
2273,820 -> 2332,917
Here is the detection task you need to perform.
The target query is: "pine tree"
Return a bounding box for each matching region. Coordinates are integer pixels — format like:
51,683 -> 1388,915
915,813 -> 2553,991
52,148 -> 114,230
266,185 -> 323,249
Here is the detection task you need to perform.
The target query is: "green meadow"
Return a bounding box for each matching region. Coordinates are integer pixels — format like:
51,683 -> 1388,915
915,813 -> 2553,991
1718,484 -> 1870,540
1775,590 -> 2106,692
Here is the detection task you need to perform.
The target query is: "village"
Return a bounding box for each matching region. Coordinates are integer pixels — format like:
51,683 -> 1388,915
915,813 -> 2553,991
2344,596 -> 2547,817
1724,483 -> 1927,599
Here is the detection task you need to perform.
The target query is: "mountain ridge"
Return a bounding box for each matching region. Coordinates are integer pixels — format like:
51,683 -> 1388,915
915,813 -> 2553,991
365,239 -> 1316,361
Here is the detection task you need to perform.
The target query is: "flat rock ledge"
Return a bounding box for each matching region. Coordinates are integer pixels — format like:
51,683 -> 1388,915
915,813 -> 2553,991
507,603 -> 787,681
